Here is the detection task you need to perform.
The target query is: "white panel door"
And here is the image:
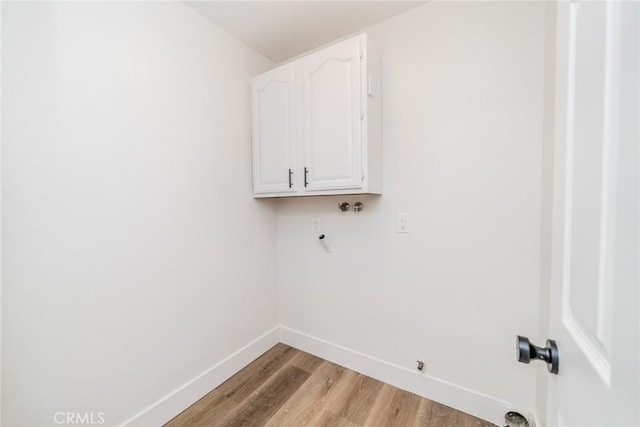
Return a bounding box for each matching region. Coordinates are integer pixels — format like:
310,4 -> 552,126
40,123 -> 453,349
252,67 -> 297,194
547,2 -> 638,425
301,36 -> 363,191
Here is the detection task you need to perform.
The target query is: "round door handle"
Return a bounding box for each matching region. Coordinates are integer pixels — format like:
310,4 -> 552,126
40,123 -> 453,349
516,335 -> 559,374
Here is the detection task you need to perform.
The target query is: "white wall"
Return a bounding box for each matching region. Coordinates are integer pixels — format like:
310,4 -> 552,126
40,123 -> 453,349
2,2 -> 277,426
2,2 -> 550,425
277,2 -> 545,423
0,1 -> 4,423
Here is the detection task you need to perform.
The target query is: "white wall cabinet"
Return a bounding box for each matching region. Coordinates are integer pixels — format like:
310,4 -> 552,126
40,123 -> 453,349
251,34 -> 381,198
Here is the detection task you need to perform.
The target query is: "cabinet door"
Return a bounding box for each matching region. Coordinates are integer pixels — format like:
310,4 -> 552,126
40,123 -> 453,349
251,67 -> 297,195
301,36 -> 363,191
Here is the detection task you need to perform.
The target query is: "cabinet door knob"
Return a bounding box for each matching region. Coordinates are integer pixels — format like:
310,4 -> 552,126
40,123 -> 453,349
304,167 -> 309,187
288,169 -> 293,188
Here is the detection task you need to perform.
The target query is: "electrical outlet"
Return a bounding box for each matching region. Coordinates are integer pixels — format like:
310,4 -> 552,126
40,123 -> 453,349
312,217 -> 321,233
397,213 -> 409,233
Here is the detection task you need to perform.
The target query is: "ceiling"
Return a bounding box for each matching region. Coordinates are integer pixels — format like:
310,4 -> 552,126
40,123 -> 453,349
186,1 -> 426,63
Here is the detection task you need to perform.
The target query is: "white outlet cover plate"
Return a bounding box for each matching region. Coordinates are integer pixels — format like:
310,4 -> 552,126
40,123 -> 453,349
397,213 -> 409,233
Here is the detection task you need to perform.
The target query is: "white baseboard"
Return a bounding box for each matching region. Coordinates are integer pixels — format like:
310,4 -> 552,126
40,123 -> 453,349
279,326 -> 515,426
120,327 -> 280,427
120,326 -> 530,426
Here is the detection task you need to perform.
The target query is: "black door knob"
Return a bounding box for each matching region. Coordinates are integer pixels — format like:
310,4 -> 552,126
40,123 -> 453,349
516,335 -> 559,374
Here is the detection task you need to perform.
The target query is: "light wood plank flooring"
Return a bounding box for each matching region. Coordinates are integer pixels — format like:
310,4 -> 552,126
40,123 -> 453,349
165,344 -> 496,427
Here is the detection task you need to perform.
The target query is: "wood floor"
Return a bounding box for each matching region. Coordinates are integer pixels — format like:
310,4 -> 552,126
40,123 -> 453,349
165,344 -> 496,427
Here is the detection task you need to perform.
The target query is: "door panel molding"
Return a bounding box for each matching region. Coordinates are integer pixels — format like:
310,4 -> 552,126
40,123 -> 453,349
558,0 -> 620,389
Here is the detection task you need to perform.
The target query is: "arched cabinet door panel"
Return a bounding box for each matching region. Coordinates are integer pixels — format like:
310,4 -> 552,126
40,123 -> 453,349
301,37 -> 363,191
251,67 -> 297,195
